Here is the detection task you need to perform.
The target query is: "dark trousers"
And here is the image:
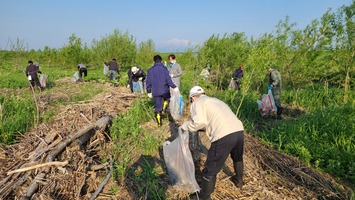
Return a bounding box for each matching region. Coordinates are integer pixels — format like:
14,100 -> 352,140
30,77 -> 41,88
203,131 -> 244,176
79,68 -> 87,78
153,92 -> 171,113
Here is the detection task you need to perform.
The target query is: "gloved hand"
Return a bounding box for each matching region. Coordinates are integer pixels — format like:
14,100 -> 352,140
170,74 -> 174,78
173,87 -> 179,92
127,84 -> 130,88
181,122 -> 188,131
147,93 -> 153,98
139,77 -> 143,81
268,85 -> 273,90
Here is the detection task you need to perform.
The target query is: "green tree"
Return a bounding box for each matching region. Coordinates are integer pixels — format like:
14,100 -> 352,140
59,34 -> 84,67
135,39 -> 155,70
332,3 -> 355,103
91,29 -> 137,68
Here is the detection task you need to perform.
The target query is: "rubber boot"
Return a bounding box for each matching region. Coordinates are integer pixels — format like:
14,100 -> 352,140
155,112 -> 162,127
162,100 -> 169,114
231,161 -> 243,188
276,106 -> 283,119
199,175 -> 216,200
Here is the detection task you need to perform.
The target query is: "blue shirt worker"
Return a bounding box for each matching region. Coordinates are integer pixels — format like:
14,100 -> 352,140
146,55 -> 178,127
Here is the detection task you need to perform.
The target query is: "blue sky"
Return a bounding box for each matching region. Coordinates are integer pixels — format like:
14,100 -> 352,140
0,0 -> 352,52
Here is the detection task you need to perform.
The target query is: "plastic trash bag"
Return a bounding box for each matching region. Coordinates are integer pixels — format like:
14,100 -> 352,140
103,63 -> 109,76
170,89 -> 184,120
71,71 -> 79,82
163,127 -> 200,193
229,79 -> 236,89
257,89 -> 278,116
40,74 -> 47,88
132,80 -> 144,94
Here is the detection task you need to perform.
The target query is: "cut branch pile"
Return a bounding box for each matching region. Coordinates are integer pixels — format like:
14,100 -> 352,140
0,80 -> 138,199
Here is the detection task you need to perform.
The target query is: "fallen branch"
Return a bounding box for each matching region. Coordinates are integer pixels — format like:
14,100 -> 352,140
24,115 -> 112,199
88,157 -> 113,200
7,161 -> 68,175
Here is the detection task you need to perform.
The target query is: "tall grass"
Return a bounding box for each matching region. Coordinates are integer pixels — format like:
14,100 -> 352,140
109,98 -> 168,198
0,94 -> 36,143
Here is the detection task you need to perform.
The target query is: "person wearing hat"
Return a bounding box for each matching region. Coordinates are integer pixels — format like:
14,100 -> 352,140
26,60 -> 42,91
127,66 -> 146,93
146,55 -> 178,127
181,86 -> 245,199
268,65 -> 283,118
168,54 -> 182,88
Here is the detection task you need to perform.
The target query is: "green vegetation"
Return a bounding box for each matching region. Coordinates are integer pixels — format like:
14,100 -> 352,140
0,1 -> 354,196
0,94 -> 36,144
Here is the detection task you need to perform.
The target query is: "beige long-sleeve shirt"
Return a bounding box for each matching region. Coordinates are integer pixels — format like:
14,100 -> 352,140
186,95 -> 244,143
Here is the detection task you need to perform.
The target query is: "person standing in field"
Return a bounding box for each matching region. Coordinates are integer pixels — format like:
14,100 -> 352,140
25,60 -> 42,91
146,55 -> 178,127
268,65 -> 283,118
231,65 -> 244,90
181,86 -> 245,200
168,54 -> 182,88
77,64 -> 87,82
107,58 -> 119,80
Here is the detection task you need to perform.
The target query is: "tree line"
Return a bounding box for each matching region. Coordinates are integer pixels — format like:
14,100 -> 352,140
1,2 -> 353,102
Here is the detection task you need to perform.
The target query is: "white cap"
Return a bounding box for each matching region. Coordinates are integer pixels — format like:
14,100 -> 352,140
189,86 -> 205,97
131,66 -> 139,73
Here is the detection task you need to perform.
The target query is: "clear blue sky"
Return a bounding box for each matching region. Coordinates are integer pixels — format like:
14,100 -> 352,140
0,0 -> 352,52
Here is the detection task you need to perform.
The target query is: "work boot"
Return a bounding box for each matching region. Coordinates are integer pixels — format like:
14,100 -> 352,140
199,175 -> 216,200
162,100 -> 169,114
231,161 -> 243,188
276,106 -> 283,116
155,112 -> 162,127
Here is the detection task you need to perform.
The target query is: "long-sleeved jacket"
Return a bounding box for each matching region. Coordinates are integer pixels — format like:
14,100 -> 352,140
26,64 -> 41,80
232,69 -> 243,80
107,60 -> 119,72
168,61 -> 182,87
77,64 -> 86,70
186,95 -> 244,143
146,62 -> 176,96
269,69 -> 281,88
128,67 -> 146,83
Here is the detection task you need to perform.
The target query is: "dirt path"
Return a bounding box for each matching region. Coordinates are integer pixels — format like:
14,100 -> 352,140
0,78 -> 351,199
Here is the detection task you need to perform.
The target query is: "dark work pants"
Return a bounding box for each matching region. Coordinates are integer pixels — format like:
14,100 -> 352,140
79,68 -> 87,78
203,131 -> 244,176
153,92 -> 171,113
30,77 -> 41,88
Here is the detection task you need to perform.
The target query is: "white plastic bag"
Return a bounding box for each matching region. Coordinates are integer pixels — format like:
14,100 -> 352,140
71,71 -> 79,82
163,127 -> 200,193
257,89 -> 278,116
170,89 -> 184,120
103,63 -> 109,76
40,74 -> 47,88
